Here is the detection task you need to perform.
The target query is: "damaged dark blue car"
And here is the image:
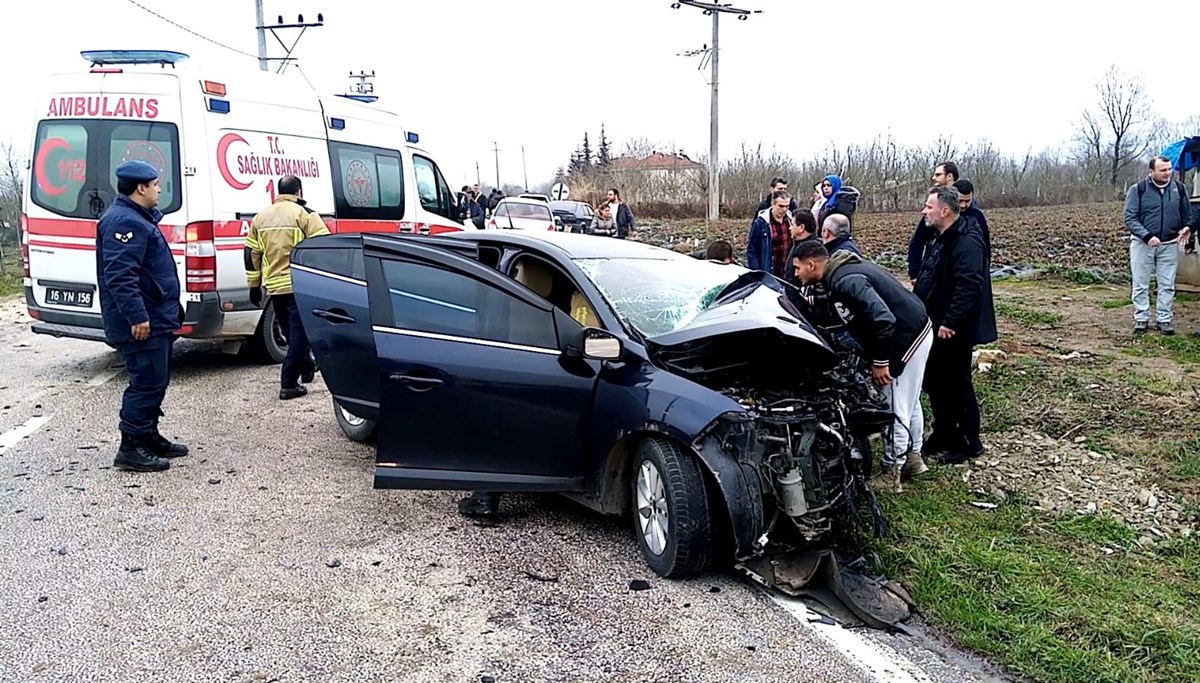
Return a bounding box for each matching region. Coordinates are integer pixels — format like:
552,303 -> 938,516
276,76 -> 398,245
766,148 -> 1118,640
290,231 -> 893,579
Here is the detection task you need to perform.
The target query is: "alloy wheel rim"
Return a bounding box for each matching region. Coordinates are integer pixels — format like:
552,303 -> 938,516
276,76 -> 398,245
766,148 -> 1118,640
636,460 -> 670,556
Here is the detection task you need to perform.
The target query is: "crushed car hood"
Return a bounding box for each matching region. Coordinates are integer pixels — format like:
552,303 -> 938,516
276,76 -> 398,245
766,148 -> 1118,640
645,271 -> 836,389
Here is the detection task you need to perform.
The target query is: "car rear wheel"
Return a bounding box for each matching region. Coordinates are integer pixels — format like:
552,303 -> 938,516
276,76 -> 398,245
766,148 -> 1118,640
333,397 -> 377,443
247,303 -> 287,364
631,437 -> 712,578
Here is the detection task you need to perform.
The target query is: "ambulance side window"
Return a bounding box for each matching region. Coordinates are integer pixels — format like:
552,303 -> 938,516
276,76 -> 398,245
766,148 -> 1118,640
413,154 -> 458,222
329,142 -> 405,221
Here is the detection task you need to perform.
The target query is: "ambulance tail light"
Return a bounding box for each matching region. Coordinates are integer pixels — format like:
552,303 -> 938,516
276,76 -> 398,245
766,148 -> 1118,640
185,221 -> 217,292
20,214 -> 29,278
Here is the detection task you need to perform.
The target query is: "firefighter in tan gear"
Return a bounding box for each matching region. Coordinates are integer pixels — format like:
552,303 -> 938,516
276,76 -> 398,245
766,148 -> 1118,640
245,175 -> 330,400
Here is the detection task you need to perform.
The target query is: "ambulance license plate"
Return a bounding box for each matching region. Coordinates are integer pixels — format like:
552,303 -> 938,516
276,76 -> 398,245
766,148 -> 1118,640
46,287 -> 93,308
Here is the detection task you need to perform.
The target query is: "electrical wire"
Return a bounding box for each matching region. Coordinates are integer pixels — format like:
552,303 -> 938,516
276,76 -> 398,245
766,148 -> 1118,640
121,0 -> 259,59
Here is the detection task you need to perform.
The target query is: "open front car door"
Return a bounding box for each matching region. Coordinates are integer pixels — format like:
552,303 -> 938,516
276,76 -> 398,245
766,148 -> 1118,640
360,234 -> 597,492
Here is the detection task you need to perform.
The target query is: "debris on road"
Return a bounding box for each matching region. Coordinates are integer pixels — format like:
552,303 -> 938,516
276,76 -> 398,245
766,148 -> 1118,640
628,580 -> 652,591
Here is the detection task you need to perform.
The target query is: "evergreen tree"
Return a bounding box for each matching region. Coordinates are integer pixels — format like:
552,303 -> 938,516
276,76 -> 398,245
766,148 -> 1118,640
581,132 -> 593,169
597,124 -> 611,167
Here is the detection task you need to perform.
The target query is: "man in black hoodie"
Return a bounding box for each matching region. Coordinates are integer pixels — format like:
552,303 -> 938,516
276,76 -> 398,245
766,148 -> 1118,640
913,185 -> 988,463
792,240 -> 934,491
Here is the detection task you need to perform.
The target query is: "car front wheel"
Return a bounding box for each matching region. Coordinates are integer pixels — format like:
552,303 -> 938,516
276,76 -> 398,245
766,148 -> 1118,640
631,437 -> 712,578
333,398 -> 377,443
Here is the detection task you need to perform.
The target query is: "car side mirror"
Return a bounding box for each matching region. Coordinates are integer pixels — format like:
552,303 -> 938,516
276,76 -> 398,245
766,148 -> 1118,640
553,216 -> 564,231
455,192 -> 469,220
582,327 -> 621,360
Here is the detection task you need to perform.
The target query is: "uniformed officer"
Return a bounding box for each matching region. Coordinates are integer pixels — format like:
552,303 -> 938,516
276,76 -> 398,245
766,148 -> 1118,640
96,160 -> 188,473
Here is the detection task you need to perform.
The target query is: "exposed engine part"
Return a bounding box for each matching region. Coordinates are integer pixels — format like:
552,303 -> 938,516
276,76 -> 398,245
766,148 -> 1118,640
775,467 -> 808,517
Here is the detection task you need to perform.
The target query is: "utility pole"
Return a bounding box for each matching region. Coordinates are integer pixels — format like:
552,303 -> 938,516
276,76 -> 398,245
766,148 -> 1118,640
476,162 -> 481,189
671,1 -> 760,222
491,142 -> 501,189
521,145 -> 529,191
255,0 -> 268,71
254,8 -> 325,74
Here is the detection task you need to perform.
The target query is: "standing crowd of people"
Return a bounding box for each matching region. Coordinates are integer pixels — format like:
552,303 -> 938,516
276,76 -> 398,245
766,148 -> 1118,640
738,162 -> 997,492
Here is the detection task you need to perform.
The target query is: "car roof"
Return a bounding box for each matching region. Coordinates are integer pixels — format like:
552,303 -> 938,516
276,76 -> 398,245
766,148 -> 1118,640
450,230 -> 692,261
497,197 -> 552,208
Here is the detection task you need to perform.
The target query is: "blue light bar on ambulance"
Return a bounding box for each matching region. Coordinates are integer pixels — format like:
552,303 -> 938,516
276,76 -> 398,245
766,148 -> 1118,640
207,98 -> 231,114
406,132 -> 419,144
81,50 -> 190,66
329,117 -> 346,130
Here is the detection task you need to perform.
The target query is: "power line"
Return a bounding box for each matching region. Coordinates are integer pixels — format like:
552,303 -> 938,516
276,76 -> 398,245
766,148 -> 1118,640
122,0 -> 258,59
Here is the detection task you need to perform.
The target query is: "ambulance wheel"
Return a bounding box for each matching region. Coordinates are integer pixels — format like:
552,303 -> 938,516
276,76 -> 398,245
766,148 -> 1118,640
248,304 -> 288,364
334,398 -> 377,443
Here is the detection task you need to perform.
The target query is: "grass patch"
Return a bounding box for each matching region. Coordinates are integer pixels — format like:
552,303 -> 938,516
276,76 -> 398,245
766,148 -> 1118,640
1100,298 -> 1130,309
995,299 -> 1065,327
873,473 -> 1200,683
1130,332 -> 1200,365
0,255 -> 21,297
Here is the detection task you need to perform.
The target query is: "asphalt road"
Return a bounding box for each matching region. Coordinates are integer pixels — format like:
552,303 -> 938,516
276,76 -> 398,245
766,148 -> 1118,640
0,297 -> 1007,683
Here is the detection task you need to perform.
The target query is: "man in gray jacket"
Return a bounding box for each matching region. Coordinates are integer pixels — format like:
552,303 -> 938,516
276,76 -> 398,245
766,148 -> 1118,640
1125,156 -> 1198,335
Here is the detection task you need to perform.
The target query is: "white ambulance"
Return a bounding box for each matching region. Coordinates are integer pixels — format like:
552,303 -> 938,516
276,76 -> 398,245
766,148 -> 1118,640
22,49 -> 472,362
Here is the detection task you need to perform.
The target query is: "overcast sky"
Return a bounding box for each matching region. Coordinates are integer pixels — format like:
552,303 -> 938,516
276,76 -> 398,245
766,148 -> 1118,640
4,0 -> 1198,189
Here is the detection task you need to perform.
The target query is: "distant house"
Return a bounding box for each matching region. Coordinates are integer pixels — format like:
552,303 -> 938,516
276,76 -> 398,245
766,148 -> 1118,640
609,151 -> 705,201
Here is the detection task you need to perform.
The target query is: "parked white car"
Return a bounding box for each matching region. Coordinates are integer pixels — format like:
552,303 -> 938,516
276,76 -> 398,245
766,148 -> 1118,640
488,197 -> 560,231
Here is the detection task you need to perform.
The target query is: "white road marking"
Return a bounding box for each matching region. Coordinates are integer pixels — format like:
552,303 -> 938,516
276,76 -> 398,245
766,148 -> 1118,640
86,366 -> 125,387
767,592 -> 934,683
0,414 -> 53,456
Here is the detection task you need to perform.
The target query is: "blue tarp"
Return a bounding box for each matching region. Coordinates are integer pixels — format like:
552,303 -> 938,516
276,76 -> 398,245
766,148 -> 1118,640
1162,137 -> 1200,172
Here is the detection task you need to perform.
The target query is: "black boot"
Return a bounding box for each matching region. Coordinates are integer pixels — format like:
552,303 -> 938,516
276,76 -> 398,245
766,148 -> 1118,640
457,491 -> 501,518
280,384 -> 308,400
146,431 -> 189,458
114,433 -> 170,473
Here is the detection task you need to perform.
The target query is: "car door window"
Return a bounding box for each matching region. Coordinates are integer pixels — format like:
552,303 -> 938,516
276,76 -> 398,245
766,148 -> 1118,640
380,258 -> 557,350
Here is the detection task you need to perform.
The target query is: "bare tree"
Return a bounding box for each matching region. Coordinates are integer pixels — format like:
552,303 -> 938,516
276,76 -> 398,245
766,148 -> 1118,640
0,142 -> 25,275
1094,64 -> 1154,188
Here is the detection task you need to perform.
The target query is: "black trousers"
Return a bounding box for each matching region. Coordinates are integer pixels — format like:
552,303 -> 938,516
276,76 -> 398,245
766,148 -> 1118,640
923,337 -> 981,451
271,293 -> 315,389
116,334 -> 175,437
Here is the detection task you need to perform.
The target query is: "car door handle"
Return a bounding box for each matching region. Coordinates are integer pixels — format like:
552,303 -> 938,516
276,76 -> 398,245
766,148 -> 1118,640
313,308 -> 356,324
388,372 -> 444,390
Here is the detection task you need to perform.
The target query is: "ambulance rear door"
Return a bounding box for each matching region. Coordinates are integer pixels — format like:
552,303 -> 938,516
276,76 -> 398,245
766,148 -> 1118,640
25,71 -> 187,323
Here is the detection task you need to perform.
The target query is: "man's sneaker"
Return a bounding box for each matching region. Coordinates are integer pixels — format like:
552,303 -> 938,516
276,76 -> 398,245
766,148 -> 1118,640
902,451 -> 929,478
113,434 -> 170,473
145,432 -> 189,458
279,385 -> 308,400
457,491 -> 502,518
1134,320 -> 1149,334
1157,321 -> 1175,336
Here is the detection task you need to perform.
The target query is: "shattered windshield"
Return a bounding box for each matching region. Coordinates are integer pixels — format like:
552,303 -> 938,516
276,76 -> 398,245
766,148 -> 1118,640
574,256 -> 746,337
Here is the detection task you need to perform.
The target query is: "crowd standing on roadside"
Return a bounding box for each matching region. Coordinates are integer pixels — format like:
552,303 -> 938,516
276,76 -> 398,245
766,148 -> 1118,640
731,163 -> 997,491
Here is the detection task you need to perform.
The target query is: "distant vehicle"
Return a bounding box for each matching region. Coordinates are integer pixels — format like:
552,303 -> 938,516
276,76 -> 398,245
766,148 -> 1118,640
21,48 -> 470,364
550,200 -> 595,234
487,197 -> 558,232
518,193 -> 551,203
289,230 -> 893,579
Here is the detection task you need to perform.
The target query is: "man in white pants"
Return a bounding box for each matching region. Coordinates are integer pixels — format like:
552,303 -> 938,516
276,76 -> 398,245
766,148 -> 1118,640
792,240 -> 934,492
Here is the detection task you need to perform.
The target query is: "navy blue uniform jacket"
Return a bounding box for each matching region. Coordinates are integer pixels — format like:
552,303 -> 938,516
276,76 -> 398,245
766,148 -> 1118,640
96,195 -> 181,344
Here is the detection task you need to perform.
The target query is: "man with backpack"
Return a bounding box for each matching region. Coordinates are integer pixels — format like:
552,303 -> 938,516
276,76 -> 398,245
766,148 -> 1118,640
1125,156 -> 1198,336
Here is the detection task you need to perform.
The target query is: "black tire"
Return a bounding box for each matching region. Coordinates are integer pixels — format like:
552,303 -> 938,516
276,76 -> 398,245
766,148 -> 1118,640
246,303 -> 287,364
630,437 -> 712,578
333,397 -> 377,443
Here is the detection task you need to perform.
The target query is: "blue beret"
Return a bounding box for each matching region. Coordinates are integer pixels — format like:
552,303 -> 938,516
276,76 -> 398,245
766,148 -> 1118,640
115,160 -> 159,183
